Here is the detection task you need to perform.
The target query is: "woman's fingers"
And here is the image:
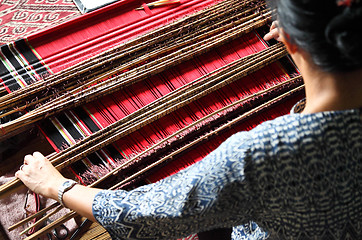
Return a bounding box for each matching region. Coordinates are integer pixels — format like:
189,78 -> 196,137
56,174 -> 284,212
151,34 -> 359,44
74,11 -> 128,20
16,152 -> 65,199
23,154 -> 35,165
33,151 -> 46,161
264,21 -> 282,42
270,20 -> 278,30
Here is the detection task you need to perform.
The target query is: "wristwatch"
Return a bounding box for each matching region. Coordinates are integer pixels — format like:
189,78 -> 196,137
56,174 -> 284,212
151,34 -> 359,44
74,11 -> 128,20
58,179 -> 77,207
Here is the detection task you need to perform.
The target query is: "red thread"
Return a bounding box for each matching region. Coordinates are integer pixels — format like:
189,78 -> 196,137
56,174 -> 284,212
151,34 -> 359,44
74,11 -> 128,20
142,3 -> 153,15
337,0 -> 353,7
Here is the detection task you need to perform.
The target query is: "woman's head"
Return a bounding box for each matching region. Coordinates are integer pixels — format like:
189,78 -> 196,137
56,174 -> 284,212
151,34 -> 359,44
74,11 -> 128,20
270,0 -> 362,72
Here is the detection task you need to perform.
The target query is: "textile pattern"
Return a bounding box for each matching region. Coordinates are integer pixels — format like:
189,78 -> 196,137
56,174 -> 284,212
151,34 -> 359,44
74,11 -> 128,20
0,0 -> 80,45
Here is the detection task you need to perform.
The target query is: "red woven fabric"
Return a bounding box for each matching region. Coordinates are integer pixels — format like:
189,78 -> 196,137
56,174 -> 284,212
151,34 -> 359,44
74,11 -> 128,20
0,0 -> 80,45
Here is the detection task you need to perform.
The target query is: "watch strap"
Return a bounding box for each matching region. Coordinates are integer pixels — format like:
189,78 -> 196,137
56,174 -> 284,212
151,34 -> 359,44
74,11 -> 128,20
58,180 -> 77,207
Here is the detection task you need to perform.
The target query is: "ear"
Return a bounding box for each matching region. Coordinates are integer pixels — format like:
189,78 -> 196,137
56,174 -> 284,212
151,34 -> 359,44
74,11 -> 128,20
279,29 -> 298,54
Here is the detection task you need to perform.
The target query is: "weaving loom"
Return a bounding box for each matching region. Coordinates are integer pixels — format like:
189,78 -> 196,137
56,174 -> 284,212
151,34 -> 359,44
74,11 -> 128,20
0,0 -> 304,239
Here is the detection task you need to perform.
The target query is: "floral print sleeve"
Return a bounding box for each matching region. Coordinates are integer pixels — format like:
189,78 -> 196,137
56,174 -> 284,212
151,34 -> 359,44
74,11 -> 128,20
92,131 -> 259,240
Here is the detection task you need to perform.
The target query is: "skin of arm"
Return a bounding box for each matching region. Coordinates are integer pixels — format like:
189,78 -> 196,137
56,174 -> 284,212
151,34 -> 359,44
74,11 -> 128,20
15,152 -> 100,222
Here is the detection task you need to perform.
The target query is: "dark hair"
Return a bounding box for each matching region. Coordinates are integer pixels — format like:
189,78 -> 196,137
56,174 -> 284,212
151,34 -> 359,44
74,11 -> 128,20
271,0 -> 362,72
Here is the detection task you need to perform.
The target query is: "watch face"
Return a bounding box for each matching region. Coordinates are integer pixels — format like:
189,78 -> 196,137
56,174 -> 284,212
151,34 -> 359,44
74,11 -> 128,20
63,181 -> 72,188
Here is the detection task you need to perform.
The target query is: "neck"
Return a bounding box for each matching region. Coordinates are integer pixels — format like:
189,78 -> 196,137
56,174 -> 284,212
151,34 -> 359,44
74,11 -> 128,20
291,53 -> 362,113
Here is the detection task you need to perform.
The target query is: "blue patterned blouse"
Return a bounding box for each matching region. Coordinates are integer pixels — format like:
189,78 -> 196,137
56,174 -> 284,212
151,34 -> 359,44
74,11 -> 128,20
92,101 -> 362,240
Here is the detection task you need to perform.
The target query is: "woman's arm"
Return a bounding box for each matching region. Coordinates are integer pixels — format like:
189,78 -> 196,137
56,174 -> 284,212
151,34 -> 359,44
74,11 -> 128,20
15,131 -> 257,239
91,132 -> 256,239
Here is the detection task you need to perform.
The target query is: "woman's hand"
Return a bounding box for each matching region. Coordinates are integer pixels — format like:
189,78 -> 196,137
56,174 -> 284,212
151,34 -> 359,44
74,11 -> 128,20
264,21 -> 282,42
15,152 -> 66,200
16,152 -> 102,221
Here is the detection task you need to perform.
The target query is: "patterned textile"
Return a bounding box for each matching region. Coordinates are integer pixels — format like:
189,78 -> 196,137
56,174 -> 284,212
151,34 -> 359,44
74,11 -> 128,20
0,0 -> 80,45
92,102 -> 362,240
0,38 -> 51,92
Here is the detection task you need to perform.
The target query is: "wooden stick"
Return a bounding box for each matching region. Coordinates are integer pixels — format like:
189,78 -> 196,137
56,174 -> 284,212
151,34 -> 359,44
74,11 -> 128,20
112,85 -> 305,189
23,211 -> 77,240
19,205 -> 63,236
8,202 -> 59,231
94,74 -> 303,188
0,12 -> 271,137
22,83 -> 304,240
3,6 -> 265,114
51,44 -> 286,171
0,86 -> 7,96
0,0 -> 266,114
8,45 -> 292,233
0,43 -> 285,199
0,0 -> 257,111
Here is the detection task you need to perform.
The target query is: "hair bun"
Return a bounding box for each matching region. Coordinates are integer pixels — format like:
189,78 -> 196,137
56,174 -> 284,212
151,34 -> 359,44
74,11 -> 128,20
325,6 -> 362,66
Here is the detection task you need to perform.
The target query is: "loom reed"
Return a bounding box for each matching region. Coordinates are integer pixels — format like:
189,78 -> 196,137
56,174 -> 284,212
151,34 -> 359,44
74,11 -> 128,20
8,47 -> 298,234
0,0 -> 269,138
49,43 -> 287,171
95,75 -> 303,189
0,43 -> 286,198
0,11 -> 271,137
110,84 -> 305,190
6,42 -> 292,221
3,4 -> 266,111
59,45 -> 287,170
19,80 -> 304,240
48,47 -> 287,194
0,0 -> 262,111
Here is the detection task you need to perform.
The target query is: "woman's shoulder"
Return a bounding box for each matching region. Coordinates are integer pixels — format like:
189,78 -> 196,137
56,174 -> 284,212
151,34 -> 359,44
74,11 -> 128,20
252,106 -> 361,136
237,107 -> 362,163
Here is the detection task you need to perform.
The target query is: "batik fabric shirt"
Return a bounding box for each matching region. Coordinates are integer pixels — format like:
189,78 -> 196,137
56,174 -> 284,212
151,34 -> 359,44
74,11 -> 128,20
92,101 -> 362,240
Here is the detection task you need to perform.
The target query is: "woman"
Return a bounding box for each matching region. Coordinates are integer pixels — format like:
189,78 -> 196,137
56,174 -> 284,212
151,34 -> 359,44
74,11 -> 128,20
16,0 -> 362,239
